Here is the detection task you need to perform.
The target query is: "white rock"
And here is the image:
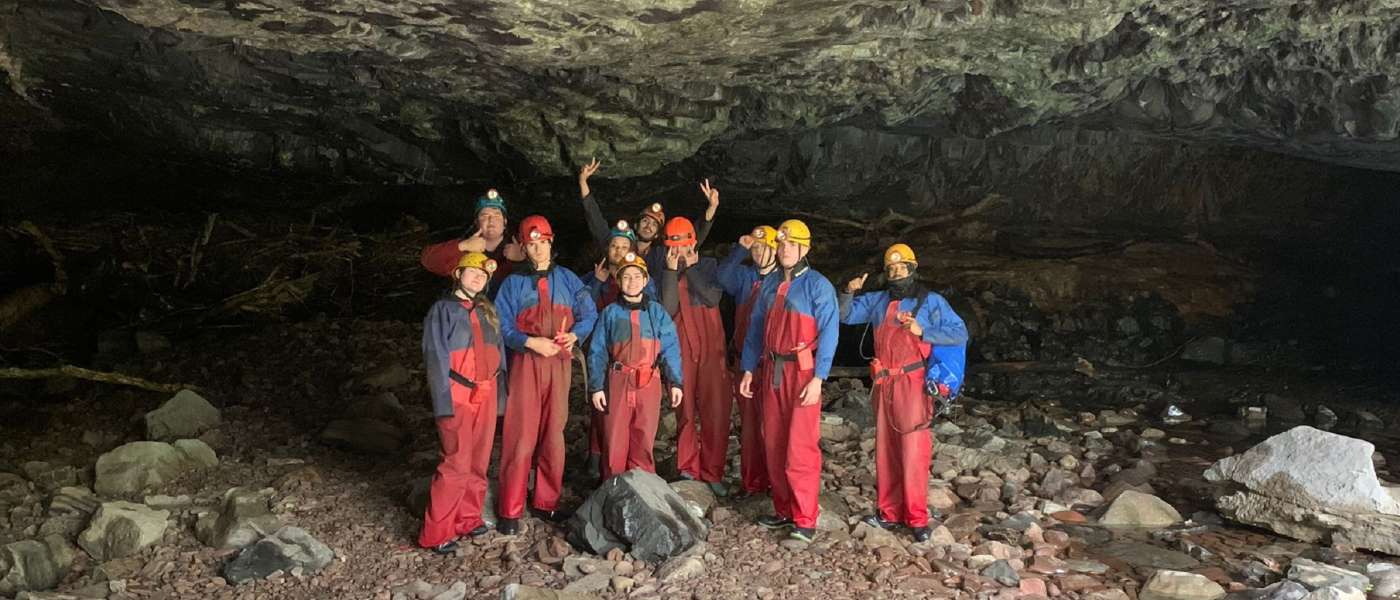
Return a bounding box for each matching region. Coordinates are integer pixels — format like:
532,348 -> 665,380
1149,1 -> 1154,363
1100,490 -> 1183,528
1139,570 -> 1225,600
1205,427 -> 1400,515
78,501 -> 170,561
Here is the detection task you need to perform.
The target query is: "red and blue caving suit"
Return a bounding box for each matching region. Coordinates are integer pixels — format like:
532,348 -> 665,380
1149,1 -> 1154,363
717,244 -> 771,494
419,293 -> 504,547
740,263 -> 839,529
839,287 -> 968,528
586,296 -> 684,479
662,257 -> 732,483
584,274 -> 657,469
495,265 -> 598,519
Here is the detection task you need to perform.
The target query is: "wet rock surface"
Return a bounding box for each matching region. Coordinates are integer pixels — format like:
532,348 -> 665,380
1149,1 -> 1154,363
568,470 -> 708,563
1205,427 -> 1400,556
7,0 -> 1400,190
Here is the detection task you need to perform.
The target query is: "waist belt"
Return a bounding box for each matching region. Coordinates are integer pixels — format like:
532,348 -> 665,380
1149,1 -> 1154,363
448,369 -> 476,389
872,360 -> 924,382
611,361 -> 660,407
766,347 -> 813,389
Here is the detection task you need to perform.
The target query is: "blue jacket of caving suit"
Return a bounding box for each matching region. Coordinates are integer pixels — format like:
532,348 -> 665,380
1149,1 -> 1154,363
839,288 -> 969,396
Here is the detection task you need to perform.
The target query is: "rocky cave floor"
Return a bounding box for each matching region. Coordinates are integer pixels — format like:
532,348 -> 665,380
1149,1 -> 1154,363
2,208 -> 1399,600
3,314 -> 1400,600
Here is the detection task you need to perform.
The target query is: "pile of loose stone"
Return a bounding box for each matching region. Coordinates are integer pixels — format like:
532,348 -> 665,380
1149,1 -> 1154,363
0,390 -> 334,598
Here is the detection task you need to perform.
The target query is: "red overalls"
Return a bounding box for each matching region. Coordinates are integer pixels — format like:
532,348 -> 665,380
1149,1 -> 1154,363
588,279 -> 622,464
601,309 -> 663,479
731,279 -> 770,494
757,280 -> 823,529
674,276 -> 732,483
419,303 -> 500,548
870,301 -> 935,528
498,277 -> 574,519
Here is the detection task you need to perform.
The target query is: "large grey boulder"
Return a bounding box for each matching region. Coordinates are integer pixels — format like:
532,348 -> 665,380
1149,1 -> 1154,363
77,501 -> 170,561
196,487 -> 282,550
1205,427 -> 1400,514
1205,427 -> 1400,555
0,537 -> 75,595
222,526 -> 334,584
93,440 -> 218,496
568,470 -> 708,563
144,390 -> 222,441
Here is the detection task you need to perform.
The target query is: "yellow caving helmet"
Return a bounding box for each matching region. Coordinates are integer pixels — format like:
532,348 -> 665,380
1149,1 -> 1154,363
883,244 -> 917,268
617,252 -> 649,277
751,225 -> 779,250
775,219 -> 812,248
456,251 -> 498,275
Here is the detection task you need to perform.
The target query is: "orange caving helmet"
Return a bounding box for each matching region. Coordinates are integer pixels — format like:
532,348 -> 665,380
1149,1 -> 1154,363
518,215 -> 554,243
663,217 -> 697,247
639,203 -> 666,229
617,252 -> 649,277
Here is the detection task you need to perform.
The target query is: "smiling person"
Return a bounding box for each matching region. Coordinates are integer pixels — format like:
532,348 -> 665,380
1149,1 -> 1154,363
419,252 -> 504,554
420,189 -> 525,297
587,252 -> 684,479
660,216 -> 732,496
738,219 -> 839,543
577,159 -> 719,275
580,219 -> 660,477
494,215 -> 598,534
839,244 -> 969,542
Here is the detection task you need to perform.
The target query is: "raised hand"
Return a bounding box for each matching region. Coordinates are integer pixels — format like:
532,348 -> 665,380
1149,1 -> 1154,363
579,158 -> 601,198
594,259 -> 609,282
700,179 -> 720,221
665,247 -> 680,270
458,230 -> 486,253
845,273 -> 869,294
503,236 -> 525,262
739,234 -> 755,249
896,311 -> 923,337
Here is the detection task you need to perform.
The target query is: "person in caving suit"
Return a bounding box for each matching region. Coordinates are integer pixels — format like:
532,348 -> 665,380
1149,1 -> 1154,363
579,217 -> 659,478
587,252 -> 685,479
494,215 -> 598,535
660,215 -> 732,496
840,243 -> 968,542
420,189 -> 525,297
738,219 -> 840,543
576,158 -> 719,275
419,252 -> 505,554
716,225 -> 780,497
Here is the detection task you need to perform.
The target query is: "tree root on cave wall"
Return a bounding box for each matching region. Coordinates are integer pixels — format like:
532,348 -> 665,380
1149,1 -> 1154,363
0,365 -> 195,393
